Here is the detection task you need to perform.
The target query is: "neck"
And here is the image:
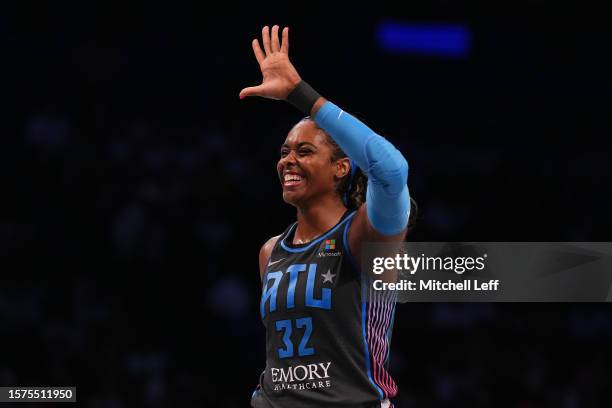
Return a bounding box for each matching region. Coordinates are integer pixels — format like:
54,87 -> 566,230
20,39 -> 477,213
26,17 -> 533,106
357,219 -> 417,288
293,195 -> 347,244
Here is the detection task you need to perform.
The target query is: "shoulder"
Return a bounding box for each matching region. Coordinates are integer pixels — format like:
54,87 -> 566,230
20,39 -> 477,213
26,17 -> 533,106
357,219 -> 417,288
259,235 -> 281,280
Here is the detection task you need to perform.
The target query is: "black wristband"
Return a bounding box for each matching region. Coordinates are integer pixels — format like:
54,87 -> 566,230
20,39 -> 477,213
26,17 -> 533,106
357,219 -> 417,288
286,80 -> 321,115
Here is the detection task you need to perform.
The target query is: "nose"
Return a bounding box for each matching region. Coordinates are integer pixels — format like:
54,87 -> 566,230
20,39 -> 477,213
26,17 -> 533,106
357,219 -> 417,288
280,149 -> 298,167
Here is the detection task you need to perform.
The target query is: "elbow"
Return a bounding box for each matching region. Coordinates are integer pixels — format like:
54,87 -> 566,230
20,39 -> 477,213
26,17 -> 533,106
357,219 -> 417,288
398,156 -> 409,184
364,135 -> 409,192
368,154 -> 409,197
389,159 -> 408,197
386,157 -> 408,196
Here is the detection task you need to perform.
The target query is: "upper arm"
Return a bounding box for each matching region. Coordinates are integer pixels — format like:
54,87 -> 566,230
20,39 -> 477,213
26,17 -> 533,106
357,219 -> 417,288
348,203 -> 407,268
259,235 -> 280,281
349,165 -> 411,255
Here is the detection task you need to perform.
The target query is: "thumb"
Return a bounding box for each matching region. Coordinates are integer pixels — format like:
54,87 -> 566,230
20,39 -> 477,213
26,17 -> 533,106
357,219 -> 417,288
239,85 -> 266,99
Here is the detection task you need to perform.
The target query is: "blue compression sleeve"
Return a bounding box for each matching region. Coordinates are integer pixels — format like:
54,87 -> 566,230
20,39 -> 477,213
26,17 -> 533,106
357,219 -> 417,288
314,101 -> 410,235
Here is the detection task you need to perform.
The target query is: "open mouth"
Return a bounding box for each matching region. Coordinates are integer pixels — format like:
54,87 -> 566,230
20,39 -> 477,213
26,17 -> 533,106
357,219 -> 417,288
282,172 -> 306,188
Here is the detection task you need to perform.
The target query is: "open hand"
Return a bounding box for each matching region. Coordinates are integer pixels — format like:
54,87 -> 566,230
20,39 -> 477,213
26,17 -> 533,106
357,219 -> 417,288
239,25 -> 302,101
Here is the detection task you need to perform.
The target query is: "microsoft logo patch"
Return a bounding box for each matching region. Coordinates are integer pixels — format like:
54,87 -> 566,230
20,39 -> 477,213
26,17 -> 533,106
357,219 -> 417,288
324,239 -> 336,251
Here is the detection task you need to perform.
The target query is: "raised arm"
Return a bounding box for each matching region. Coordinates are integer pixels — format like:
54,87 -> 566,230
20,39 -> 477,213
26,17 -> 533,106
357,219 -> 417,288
240,25 -> 411,251
311,99 -> 410,240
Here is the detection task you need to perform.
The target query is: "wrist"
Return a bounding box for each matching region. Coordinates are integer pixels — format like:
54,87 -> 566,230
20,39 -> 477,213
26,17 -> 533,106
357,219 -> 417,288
286,80 -> 322,115
285,75 -> 302,97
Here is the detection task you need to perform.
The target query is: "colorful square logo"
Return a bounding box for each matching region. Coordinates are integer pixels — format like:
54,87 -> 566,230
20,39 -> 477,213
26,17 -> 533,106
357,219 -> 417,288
325,239 -> 336,250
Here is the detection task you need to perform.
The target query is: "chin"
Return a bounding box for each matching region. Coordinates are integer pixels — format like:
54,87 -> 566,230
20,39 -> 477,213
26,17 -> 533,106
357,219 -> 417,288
282,191 -> 299,206
282,190 -> 307,208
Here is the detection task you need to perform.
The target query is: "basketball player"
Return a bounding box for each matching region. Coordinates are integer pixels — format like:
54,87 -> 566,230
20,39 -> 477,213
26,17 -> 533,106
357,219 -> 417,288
240,25 -> 412,408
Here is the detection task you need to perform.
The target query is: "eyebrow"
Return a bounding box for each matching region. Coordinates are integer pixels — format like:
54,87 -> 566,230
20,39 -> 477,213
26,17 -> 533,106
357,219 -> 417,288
281,142 -> 318,149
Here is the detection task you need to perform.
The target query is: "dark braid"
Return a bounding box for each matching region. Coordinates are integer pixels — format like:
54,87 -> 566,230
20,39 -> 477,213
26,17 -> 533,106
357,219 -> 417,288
325,134 -> 366,210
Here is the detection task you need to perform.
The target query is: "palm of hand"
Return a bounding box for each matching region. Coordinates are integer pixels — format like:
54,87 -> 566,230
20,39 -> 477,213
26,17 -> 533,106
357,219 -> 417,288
240,26 -> 301,101
259,55 -> 298,99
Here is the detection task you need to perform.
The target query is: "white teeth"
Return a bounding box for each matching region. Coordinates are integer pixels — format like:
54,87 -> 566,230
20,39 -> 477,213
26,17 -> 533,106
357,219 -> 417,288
284,174 -> 302,182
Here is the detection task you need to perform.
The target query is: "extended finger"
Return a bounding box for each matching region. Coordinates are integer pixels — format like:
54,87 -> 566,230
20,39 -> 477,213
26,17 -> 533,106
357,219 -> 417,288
271,25 -> 280,52
262,26 -> 272,55
252,39 -> 265,65
281,26 -> 289,54
239,84 -> 266,99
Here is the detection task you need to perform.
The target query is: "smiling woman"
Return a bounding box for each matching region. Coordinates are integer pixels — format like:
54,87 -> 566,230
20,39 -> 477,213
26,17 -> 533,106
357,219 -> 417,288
240,25 -> 413,408
278,118 -> 370,215
277,119 -> 350,214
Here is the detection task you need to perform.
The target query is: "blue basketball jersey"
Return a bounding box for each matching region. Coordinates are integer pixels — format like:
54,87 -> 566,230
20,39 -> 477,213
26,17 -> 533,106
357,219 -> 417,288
251,210 -> 398,408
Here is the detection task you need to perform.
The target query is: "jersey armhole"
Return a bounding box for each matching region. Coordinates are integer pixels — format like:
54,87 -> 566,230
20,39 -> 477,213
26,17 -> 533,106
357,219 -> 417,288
342,213 -> 362,278
260,234 -> 282,282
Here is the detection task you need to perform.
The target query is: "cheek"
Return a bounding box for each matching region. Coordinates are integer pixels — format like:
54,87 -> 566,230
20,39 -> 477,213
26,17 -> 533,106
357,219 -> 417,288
310,161 -> 336,186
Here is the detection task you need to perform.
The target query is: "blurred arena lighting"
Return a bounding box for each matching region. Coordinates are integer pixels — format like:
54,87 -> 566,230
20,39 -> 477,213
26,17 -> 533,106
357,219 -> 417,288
377,22 -> 470,57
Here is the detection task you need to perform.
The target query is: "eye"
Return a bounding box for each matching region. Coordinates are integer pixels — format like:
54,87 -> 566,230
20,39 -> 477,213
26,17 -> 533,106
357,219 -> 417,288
280,148 -> 289,157
298,148 -> 312,156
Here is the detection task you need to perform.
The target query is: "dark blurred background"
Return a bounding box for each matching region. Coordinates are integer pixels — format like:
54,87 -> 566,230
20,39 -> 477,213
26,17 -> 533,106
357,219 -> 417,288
1,3 -> 611,407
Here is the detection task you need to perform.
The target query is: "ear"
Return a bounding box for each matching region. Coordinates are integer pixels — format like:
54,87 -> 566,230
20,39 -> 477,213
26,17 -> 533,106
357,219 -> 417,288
334,157 -> 351,180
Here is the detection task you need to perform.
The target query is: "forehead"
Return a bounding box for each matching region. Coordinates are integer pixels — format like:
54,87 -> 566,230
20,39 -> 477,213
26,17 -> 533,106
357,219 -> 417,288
283,120 -> 329,146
